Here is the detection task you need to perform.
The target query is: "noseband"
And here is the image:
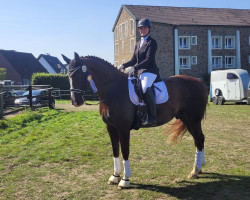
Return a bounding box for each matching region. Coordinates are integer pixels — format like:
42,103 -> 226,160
68,65 -> 87,94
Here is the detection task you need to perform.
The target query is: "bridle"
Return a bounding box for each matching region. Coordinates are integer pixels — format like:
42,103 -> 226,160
67,61 -> 100,105
68,64 -> 86,95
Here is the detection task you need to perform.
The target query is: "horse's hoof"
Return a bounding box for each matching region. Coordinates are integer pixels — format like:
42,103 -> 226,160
118,178 -> 130,189
108,175 -> 121,185
188,172 -> 199,179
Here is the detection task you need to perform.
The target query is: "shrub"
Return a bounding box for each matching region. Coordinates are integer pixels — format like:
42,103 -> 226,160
32,73 -> 70,90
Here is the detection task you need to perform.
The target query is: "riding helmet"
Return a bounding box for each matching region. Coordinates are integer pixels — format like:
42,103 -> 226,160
137,18 -> 152,28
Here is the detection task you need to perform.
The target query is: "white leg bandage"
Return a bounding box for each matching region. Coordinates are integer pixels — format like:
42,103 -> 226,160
113,157 -> 122,176
123,160 -> 131,179
195,150 -> 203,170
201,149 -> 205,166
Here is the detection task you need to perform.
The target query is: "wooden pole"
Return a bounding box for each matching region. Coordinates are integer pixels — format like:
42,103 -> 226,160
28,85 -> 32,108
0,84 -> 3,119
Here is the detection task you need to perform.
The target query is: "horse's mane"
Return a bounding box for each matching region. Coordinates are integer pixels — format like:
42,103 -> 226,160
81,56 -> 126,78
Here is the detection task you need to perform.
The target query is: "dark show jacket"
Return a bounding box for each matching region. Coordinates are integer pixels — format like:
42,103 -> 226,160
123,36 -> 160,76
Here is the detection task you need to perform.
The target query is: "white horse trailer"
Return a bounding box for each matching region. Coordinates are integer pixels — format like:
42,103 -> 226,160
210,69 -> 250,105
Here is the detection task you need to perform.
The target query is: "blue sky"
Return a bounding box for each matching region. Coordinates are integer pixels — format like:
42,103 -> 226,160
1,0 -> 250,64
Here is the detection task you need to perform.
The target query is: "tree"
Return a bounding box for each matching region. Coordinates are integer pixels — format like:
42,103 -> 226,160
0,68 -> 6,81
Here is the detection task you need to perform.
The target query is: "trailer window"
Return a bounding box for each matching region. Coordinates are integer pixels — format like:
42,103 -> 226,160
227,73 -> 238,80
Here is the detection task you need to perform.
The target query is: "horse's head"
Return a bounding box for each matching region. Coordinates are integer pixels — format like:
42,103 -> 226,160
62,52 -> 87,107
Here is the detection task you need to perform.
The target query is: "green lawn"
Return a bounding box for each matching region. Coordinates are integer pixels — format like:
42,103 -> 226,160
0,103 -> 249,200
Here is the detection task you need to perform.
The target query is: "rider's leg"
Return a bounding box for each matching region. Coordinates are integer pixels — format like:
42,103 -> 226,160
140,72 -> 157,125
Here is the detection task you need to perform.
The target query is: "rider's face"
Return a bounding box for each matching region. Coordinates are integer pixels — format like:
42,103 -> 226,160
138,26 -> 149,37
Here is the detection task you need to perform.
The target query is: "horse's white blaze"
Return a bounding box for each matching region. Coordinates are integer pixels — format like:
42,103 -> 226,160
123,160 -> 131,178
113,157 -> 122,176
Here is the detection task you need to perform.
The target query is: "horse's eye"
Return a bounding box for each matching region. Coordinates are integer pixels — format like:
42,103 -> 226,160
82,65 -> 87,72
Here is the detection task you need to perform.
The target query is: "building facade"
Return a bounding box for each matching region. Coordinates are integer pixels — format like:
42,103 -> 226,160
113,5 -> 250,79
0,50 -> 47,85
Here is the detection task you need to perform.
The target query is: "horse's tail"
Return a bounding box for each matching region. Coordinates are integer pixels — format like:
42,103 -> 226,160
168,119 -> 187,143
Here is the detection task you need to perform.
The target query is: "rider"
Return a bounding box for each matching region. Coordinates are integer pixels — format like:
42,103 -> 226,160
118,18 -> 161,126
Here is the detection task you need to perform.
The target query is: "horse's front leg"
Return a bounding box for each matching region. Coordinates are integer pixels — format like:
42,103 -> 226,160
107,124 -> 122,185
118,129 -> 131,189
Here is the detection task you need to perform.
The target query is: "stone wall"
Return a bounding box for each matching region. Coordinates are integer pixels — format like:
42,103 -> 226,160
114,9 -> 250,79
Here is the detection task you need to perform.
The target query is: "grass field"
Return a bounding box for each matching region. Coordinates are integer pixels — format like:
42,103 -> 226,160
0,101 -> 249,200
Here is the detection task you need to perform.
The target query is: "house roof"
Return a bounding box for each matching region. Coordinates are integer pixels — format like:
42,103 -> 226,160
0,50 -> 47,77
113,5 -> 250,30
38,54 -> 66,73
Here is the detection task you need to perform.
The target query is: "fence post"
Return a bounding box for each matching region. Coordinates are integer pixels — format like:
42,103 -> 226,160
0,84 -> 3,119
28,85 -> 32,108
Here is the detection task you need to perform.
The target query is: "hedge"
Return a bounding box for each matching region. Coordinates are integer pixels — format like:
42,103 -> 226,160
32,73 -> 70,90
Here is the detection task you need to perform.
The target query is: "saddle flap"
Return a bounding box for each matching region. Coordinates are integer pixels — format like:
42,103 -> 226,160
128,77 -> 169,105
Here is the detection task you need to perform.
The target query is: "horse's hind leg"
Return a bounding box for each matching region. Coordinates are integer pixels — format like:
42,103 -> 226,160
107,124 -> 122,185
185,120 -> 205,179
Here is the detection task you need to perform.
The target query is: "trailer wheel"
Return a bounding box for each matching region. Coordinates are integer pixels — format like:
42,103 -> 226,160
215,88 -> 222,96
212,96 -> 218,105
217,96 -> 225,105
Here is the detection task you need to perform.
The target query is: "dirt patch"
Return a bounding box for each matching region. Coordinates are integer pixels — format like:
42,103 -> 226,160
56,103 -> 99,112
2,103 -> 99,119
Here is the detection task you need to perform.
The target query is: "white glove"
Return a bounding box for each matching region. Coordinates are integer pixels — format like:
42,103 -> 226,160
117,64 -> 124,71
124,66 -> 135,75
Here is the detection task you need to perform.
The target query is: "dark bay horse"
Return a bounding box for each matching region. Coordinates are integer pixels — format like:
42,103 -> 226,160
62,53 -> 208,189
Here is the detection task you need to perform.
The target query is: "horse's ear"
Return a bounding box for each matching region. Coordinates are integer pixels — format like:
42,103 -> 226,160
62,54 -> 70,64
74,52 -> 80,61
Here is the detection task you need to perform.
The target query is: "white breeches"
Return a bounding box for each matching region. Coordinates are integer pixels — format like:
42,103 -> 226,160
140,72 -> 157,93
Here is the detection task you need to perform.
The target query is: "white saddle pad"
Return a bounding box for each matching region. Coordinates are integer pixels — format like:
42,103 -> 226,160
128,77 -> 169,105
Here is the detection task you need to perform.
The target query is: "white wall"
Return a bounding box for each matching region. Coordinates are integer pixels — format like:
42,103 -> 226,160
38,57 -> 56,74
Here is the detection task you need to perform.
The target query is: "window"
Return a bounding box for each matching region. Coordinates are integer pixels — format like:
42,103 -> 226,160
225,56 -> 236,68
130,19 -> 134,36
225,36 -> 235,49
125,21 -> 128,37
130,38 -> 135,52
191,36 -> 197,45
119,24 -> 122,40
179,36 -> 190,49
227,73 -> 239,80
121,23 -> 126,39
179,56 -> 190,69
212,36 -> 222,49
191,56 -> 197,65
122,41 -> 124,51
212,56 -> 222,69
115,43 -> 119,55
114,26 -> 118,41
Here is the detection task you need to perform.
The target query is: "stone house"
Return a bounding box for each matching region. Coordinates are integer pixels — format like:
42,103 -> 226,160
112,5 -> 250,79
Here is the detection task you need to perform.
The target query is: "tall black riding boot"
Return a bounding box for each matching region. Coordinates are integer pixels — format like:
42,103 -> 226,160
142,87 -> 156,126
